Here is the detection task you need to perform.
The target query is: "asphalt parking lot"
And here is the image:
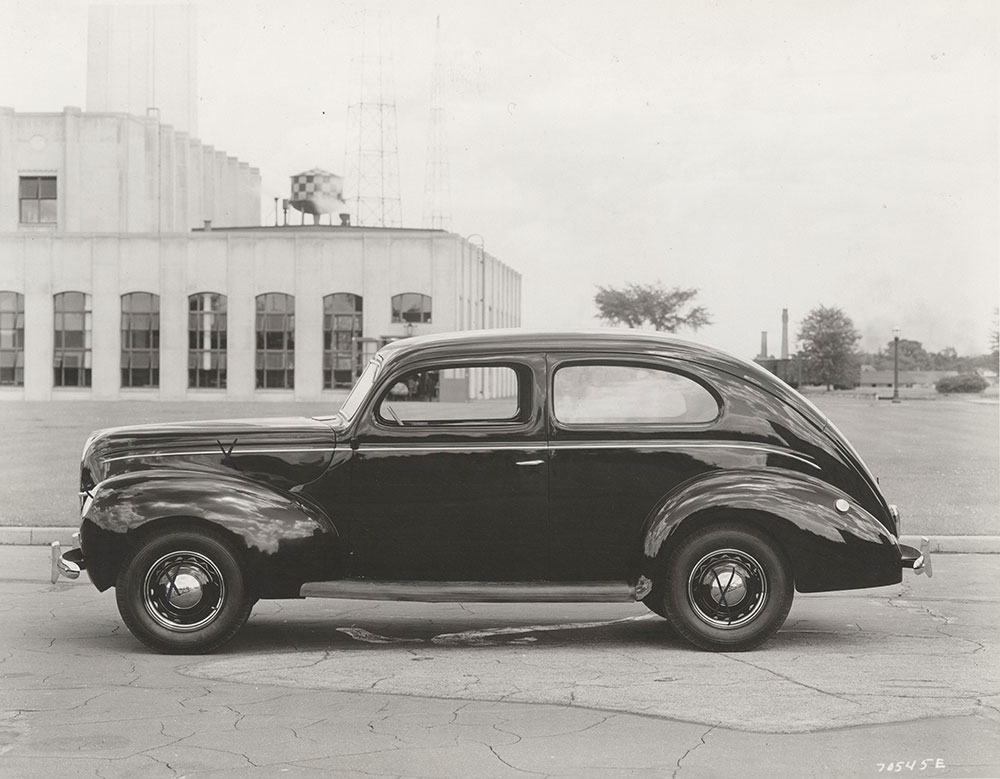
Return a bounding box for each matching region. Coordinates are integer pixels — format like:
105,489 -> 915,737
0,394 -> 997,776
2,546 -> 998,778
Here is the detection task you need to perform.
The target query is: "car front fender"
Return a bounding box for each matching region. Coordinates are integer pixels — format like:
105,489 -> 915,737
80,469 -> 342,596
640,469 -> 903,593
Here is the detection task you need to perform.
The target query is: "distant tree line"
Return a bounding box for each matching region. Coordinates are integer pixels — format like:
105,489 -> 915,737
794,305 -> 998,390
858,340 -> 997,374
592,285 -> 998,391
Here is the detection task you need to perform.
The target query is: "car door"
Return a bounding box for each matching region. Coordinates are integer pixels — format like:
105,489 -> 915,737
346,355 -> 549,581
545,354 -> 722,581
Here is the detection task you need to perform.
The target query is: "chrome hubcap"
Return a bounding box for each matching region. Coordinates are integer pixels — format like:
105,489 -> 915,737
164,571 -> 206,609
688,548 -> 767,629
143,551 -> 225,632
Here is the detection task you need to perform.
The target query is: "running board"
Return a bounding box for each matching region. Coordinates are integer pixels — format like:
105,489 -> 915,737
300,580 -> 641,603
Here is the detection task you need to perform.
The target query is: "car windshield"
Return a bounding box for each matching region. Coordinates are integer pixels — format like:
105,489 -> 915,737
335,358 -> 380,423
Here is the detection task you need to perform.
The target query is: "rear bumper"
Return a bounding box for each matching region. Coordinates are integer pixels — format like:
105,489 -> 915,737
899,537 -> 933,577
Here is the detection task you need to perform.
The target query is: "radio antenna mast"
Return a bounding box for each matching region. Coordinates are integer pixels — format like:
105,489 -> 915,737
422,16 -> 451,231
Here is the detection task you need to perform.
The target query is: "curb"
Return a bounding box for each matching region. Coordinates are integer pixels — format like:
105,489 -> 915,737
1,527 -> 998,554
0,528 -> 84,546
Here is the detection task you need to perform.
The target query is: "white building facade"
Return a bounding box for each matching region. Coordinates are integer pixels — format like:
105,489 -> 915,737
0,3 -> 522,402
0,227 -> 520,401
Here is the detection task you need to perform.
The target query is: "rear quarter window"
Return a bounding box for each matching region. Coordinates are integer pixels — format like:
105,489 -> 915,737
553,363 -> 719,425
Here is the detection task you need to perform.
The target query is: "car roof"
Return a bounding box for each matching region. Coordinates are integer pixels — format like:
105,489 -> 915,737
377,328 -> 829,431
380,328 -> 729,360
378,329 -> 776,379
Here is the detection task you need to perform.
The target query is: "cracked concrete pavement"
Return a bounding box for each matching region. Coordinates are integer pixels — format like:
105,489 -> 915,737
1,546 -> 998,778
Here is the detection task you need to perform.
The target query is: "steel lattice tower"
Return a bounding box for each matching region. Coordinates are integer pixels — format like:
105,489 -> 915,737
422,16 -> 451,231
344,13 -> 402,228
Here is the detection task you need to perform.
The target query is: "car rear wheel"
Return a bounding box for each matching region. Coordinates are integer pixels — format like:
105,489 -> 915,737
115,528 -> 252,654
661,523 -> 792,651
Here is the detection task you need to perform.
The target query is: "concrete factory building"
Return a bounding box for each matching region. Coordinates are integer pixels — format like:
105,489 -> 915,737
0,6 -> 521,402
0,107 -> 519,401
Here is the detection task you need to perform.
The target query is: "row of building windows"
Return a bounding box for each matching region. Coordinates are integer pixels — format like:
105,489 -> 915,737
0,291 -> 432,390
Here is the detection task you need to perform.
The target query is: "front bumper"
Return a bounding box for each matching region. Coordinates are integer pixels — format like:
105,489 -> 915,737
899,536 -> 933,577
50,542 -> 86,584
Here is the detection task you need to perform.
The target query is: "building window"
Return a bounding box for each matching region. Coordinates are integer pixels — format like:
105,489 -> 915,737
121,292 -> 160,388
188,292 -> 227,388
54,292 -> 92,387
0,292 -> 25,387
391,292 -> 432,324
323,293 -> 363,389
256,292 -> 294,389
19,176 -> 57,224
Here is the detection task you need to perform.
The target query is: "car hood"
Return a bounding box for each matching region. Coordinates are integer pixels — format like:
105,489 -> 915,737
81,417 -> 338,492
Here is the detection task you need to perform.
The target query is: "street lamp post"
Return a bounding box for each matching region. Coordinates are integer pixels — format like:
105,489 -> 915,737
892,326 -> 901,403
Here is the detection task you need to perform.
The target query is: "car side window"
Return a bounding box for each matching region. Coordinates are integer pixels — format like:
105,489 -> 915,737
377,365 -> 522,425
553,363 -> 718,425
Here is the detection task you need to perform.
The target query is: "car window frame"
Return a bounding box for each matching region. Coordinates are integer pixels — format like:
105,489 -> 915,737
547,354 -> 723,432
367,356 -> 538,433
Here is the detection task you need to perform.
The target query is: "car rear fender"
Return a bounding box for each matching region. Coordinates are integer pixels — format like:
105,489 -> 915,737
639,469 -> 903,593
80,469 -> 342,596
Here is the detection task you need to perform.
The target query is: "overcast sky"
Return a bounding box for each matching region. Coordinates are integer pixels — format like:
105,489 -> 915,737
3,0 -> 997,359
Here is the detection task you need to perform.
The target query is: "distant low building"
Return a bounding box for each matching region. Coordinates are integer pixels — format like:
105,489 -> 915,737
752,357 -> 803,387
857,370 -> 957,389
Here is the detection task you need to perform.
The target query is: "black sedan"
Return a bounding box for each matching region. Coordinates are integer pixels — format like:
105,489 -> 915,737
55,330 -> 931,653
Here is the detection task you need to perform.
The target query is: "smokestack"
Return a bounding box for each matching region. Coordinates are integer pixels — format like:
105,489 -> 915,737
781,308 -> 789,359
759,331 -> 768,359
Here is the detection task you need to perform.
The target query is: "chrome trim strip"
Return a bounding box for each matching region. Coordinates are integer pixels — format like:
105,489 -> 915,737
102,447 -> 337,463
550,441 -> 819,469
357,442 -> 542,453
102,441 -> 813,468
356,441 -> 818,468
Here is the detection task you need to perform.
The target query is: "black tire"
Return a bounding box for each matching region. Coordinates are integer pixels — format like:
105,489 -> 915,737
115,528 -> 252,654
661,523 -> 792,652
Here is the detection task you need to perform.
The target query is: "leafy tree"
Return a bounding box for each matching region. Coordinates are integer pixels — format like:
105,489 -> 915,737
796,305 -> 861,389
594,283 -> 711,332
863,338 -> 930,371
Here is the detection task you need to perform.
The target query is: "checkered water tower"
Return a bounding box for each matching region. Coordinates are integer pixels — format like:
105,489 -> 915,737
289,169 -> 350,225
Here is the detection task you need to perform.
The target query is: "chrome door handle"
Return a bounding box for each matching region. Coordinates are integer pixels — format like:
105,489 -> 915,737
515,459 -> 545,466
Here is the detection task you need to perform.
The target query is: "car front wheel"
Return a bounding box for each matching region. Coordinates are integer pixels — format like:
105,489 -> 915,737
661,523 -> 792,651
115,528 -> 252,654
